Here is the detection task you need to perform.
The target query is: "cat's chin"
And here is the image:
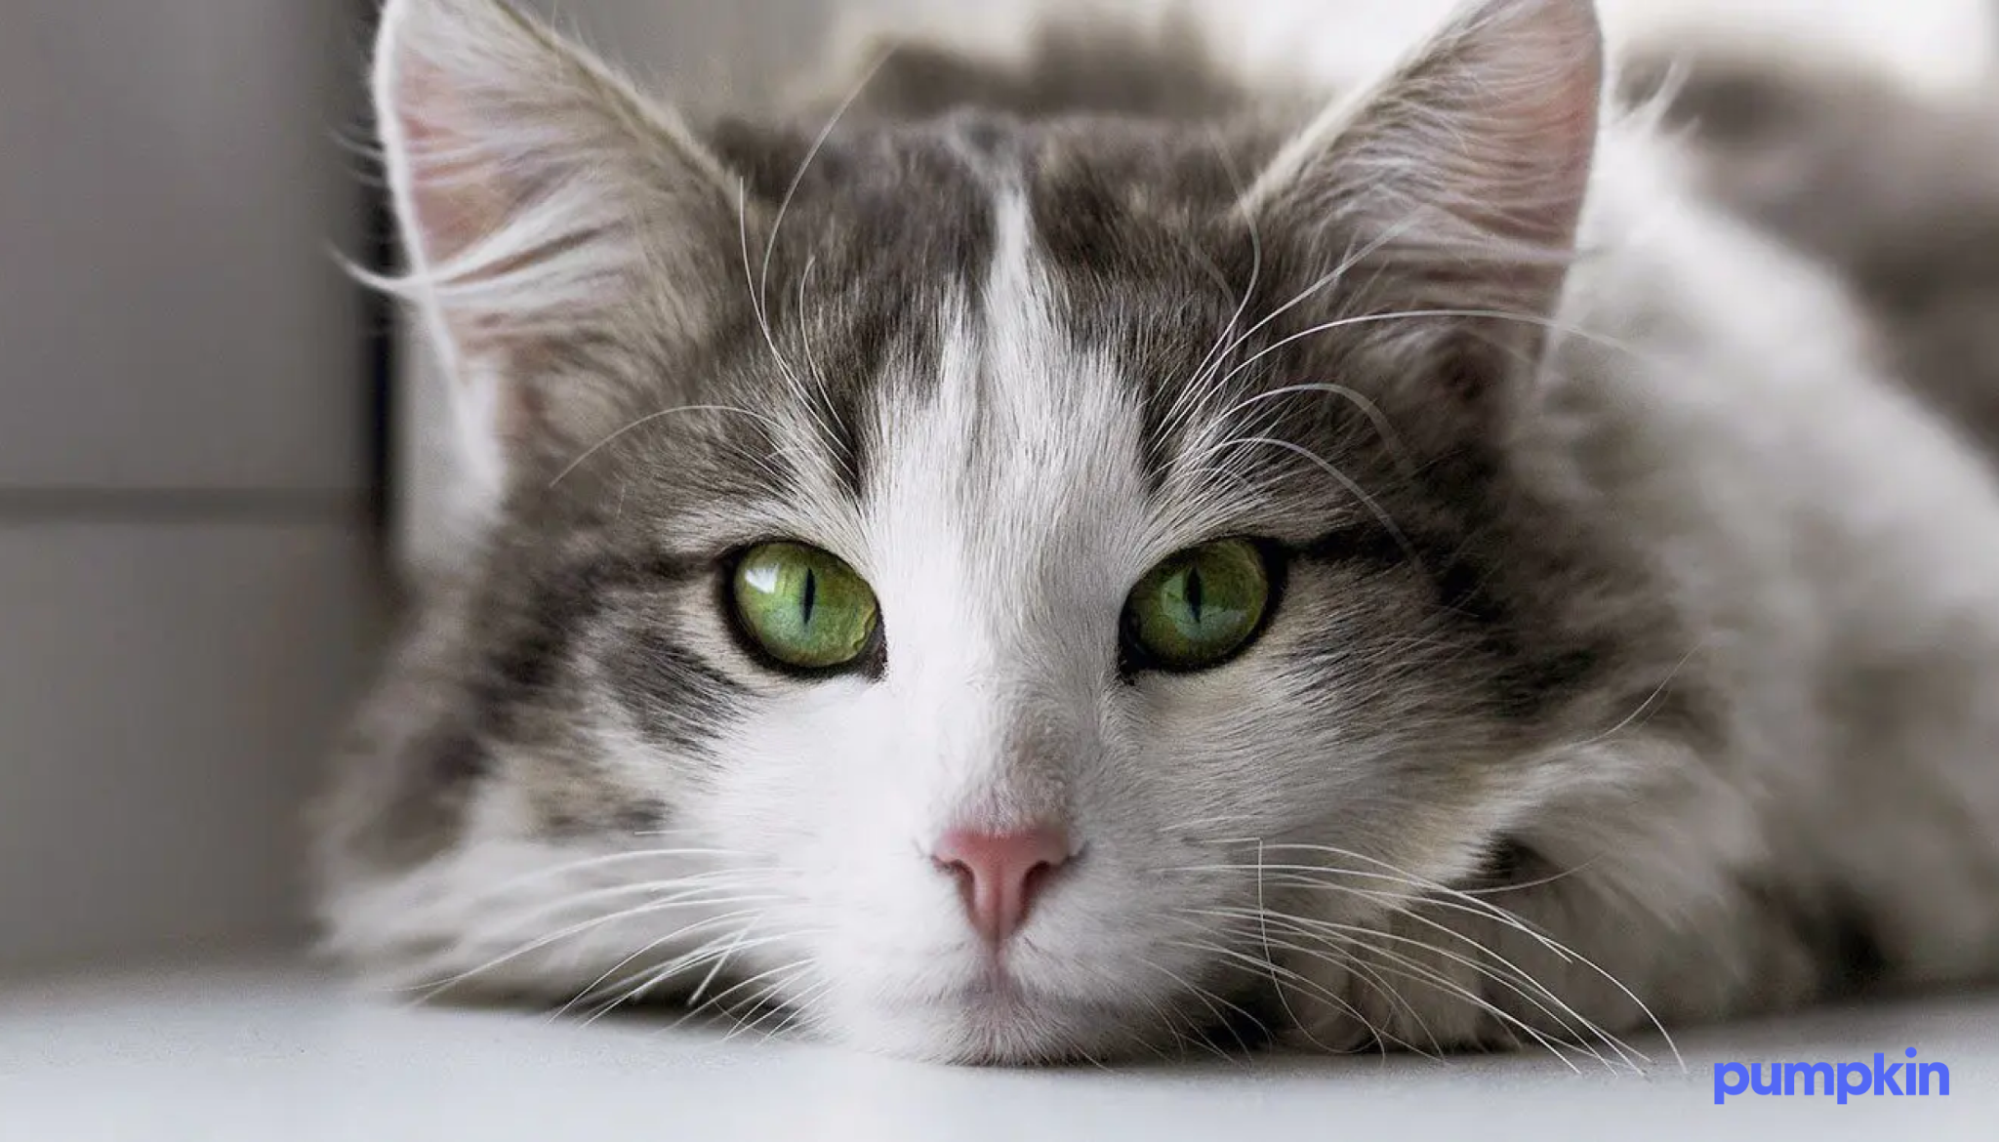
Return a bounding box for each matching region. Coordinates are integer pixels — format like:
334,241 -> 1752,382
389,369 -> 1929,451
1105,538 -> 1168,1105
821,980 -> 1169,1065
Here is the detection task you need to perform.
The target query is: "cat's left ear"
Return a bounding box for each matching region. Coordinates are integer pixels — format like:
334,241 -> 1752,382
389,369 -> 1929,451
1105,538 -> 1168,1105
1243,0 -> 1603,383
370,0 -> 754,571
374,0 -> 740,363
371,0 -> 750,534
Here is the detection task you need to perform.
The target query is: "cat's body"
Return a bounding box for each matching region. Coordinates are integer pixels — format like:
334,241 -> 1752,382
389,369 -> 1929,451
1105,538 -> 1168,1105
315,0 -> 1999,1064
1637,55 -> 1999,462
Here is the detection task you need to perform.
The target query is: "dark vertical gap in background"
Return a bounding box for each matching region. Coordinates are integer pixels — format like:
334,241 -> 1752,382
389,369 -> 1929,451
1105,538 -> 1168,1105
353,0 -> 397,564
362,172 -> 397,555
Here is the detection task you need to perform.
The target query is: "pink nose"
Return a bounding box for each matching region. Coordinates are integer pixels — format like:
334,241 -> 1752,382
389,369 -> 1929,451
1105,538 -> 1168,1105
931,824 -> 1074,945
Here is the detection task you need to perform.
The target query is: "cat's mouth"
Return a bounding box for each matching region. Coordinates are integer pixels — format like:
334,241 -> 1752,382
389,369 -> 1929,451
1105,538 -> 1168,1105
898,957 -> 1034,1015
886,964 -> 1176,1064
955,961 -> 1032,1005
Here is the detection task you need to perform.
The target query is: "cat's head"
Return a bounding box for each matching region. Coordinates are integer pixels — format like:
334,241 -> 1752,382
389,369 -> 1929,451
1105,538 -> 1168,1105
316,0 -> 1679,1062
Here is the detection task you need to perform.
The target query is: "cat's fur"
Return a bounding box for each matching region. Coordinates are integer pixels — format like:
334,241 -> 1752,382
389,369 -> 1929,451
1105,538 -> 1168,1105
1633,55 -> 1999,461
313,0 -> 1999,1064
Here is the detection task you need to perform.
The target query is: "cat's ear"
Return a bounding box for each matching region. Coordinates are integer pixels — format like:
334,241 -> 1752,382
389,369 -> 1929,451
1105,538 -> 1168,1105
1243,0 -> 1603,378
372,0 -> 740,460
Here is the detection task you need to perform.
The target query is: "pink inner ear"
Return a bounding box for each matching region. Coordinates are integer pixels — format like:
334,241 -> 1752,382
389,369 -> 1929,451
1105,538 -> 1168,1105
390,56 -> 515,273
1473,20 -> 1602,252
1443,0 -> 1603,251
1244,0 -> 1606,276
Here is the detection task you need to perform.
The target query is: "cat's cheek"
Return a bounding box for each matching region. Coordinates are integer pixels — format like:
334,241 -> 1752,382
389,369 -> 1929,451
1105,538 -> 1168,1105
682,683 -> 931,945
1279,907 -> 1510,1055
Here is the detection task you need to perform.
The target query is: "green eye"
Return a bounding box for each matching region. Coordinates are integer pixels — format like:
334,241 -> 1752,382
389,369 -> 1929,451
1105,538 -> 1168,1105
730,542 -> 880,671
1123,538 -> 1271,672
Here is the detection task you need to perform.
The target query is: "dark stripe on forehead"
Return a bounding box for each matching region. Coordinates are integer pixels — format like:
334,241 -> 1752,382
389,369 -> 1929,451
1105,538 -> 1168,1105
826,383 -> 870,504
1017,118 -> 1282,496
706,113 -> 1019,502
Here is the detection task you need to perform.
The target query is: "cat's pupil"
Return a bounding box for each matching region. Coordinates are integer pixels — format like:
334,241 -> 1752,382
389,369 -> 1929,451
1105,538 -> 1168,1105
1186,567 -> 1204,624
801,568 -> 818,626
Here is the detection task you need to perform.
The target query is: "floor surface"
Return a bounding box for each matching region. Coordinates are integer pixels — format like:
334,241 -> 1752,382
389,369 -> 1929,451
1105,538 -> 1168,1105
2,962 -> 1993,1140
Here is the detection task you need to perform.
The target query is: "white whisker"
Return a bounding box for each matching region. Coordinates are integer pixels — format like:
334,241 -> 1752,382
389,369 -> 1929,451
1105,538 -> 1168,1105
549,405 -> 783,488
1202,434 -> 1418,562
1133,956 -> 1263,1057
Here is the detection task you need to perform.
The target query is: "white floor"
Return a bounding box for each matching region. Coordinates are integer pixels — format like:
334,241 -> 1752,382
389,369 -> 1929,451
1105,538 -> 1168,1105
2,961 -> 1993,1140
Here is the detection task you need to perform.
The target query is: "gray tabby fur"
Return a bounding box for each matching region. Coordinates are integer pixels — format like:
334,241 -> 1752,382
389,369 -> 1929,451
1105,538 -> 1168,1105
1632,54 -> 1999,459
312,0 -> 1999,1064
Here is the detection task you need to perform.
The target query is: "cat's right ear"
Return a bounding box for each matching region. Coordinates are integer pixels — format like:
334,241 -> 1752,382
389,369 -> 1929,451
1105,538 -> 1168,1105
372,0 -> 741,474
1236,0 -> 1603,437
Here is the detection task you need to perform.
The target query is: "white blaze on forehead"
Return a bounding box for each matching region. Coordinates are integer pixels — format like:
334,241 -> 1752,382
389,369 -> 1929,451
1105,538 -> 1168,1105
862,185 -> 1152,820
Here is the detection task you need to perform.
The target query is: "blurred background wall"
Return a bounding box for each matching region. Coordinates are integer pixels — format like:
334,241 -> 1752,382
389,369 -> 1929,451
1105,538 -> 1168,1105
0,2 -> 385,968
0,0 -> 1992,975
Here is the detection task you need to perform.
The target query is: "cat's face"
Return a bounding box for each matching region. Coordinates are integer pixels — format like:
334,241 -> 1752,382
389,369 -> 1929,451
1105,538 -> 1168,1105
320,0 -> 1648,1062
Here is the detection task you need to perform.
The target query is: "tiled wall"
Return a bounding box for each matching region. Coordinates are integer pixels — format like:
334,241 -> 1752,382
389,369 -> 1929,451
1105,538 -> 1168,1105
0,2 -> 385,968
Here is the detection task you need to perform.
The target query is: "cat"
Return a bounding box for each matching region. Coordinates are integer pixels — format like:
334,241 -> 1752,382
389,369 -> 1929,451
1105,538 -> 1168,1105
312,0 -> 1999,1065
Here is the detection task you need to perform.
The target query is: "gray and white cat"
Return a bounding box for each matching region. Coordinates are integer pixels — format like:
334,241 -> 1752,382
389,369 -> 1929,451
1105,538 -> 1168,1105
313,0 -> 1999,1065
